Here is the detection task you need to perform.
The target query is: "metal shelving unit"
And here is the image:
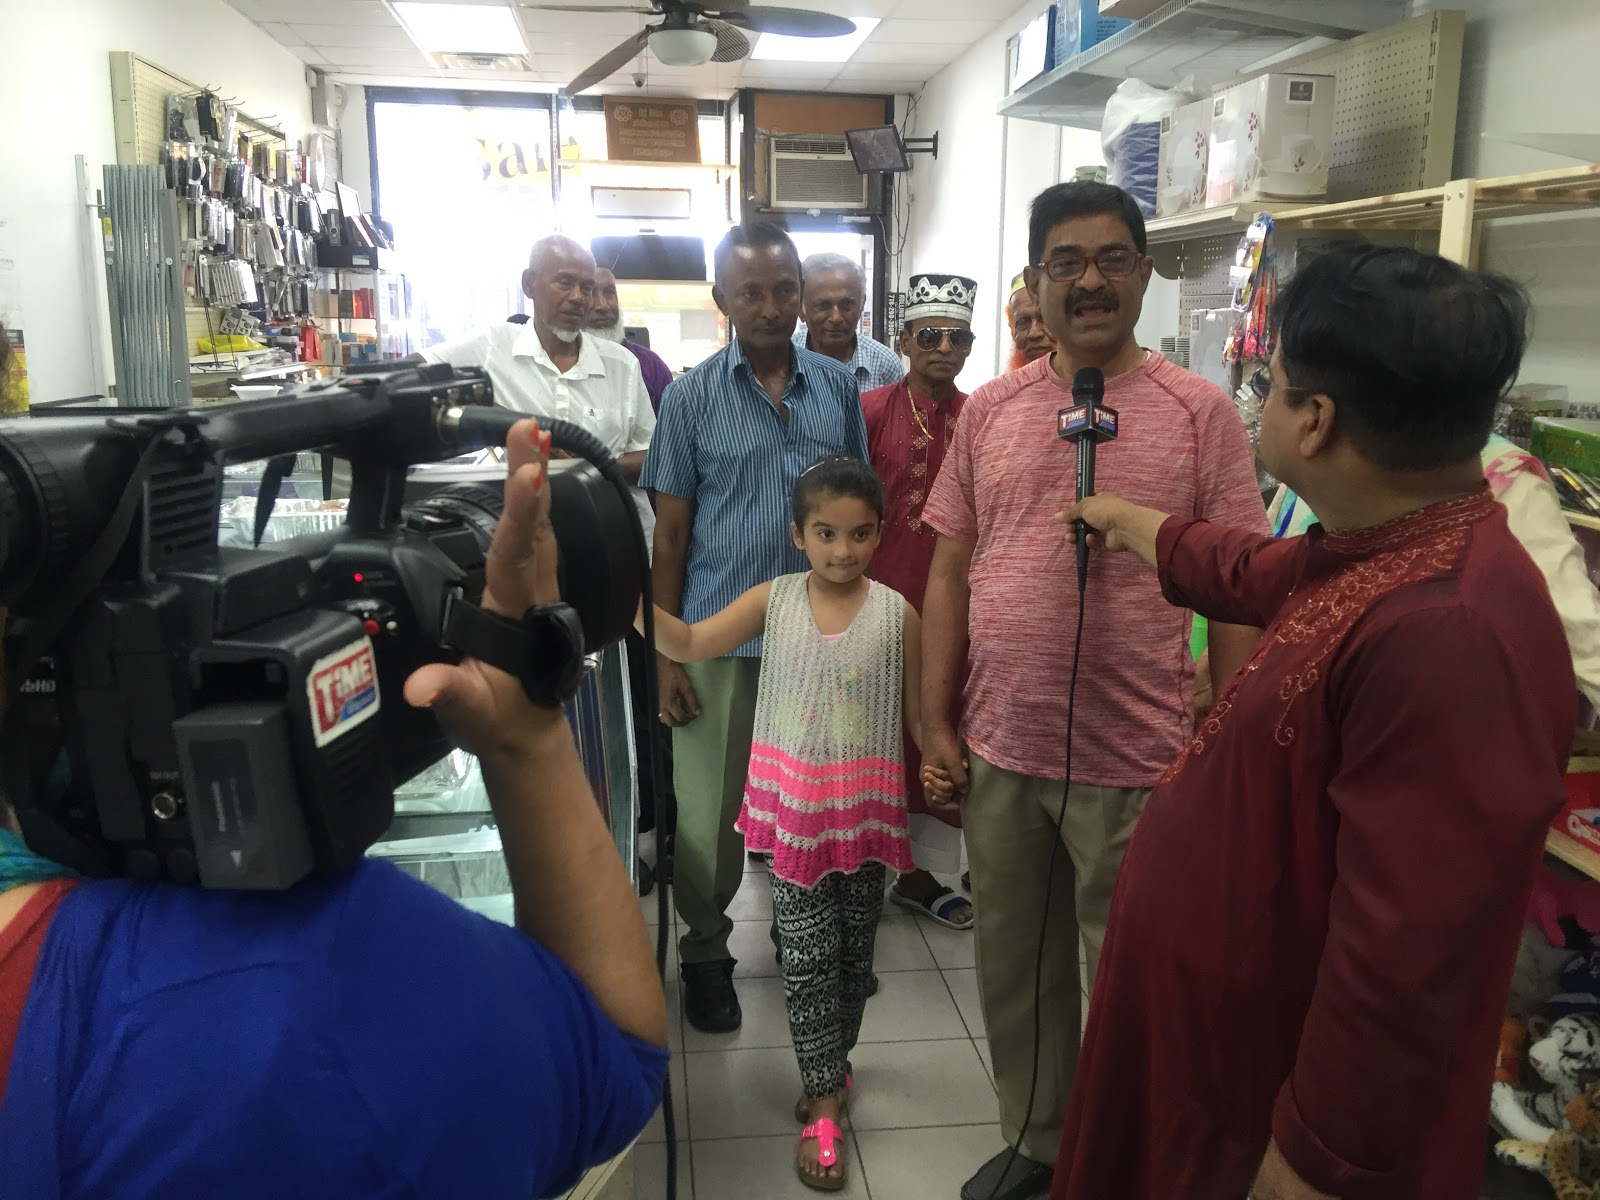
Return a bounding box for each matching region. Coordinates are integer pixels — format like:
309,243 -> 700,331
998,0 -> 1405,128
1146,163 -> 1600,269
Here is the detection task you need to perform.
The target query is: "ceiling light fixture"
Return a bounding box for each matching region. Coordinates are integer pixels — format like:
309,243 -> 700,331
392,2 -> 525,55
750,16 -> 878,63
651,24 -> 720,66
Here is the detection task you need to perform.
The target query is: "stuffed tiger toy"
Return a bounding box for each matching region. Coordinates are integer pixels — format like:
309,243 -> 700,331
1493,1014 -> 1600,1146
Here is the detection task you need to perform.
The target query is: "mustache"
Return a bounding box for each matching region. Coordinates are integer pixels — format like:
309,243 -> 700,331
1066,288 -> 1119,311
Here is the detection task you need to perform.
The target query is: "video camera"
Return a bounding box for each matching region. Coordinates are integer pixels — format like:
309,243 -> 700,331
0,364 -> 644,890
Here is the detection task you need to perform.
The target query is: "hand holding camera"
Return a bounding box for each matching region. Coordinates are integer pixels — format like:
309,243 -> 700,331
403,418 -> 566,762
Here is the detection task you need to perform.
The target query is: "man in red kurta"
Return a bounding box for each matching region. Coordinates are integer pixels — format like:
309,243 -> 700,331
863,272 -> 977,927
1057,244 -> 1576,1200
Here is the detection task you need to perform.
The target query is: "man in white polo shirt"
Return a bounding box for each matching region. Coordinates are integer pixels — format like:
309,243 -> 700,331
419,234 -> 656,540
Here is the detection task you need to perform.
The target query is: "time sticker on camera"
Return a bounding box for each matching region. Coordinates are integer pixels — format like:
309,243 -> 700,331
308,638 -> 381,748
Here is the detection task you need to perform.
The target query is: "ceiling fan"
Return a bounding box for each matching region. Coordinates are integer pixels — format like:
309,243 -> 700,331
533,0 -> 858,95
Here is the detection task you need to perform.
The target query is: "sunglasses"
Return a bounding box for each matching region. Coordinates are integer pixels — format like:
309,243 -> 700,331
912,327 -> 976,351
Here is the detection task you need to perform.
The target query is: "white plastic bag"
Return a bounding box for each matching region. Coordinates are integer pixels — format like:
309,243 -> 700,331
1101,78 -> 1189,218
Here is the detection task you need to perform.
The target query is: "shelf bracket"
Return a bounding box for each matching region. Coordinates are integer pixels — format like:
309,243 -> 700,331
1437,178 -> 1479,267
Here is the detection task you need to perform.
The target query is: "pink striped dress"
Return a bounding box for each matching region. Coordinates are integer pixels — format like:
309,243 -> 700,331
735,573 -> 915,888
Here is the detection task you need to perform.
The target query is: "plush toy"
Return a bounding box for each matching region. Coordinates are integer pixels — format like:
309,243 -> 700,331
1549,951 -> 1600,1020
1499,1084 -> 1600,1186
1532,873 -> 1600,952
1546,1084 -> 1600,1199
1498,1018 -> 1529,1085
1492,1014 -> 1600,1145
1496,1137 -> 1548,1173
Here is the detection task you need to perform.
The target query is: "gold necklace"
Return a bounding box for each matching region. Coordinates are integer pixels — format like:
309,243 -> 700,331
907,389 -> 934,442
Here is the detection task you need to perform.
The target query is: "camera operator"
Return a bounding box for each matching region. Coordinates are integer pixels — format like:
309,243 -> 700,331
0,419 -> 668,1199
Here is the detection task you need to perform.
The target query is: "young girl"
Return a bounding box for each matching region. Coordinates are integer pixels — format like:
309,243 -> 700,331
650,455 -> 953,1191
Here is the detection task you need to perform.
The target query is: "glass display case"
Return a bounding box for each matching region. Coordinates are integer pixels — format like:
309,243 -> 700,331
368,643 -> 638,924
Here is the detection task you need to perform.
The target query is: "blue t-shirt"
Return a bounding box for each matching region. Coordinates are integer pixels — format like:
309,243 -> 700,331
0,859 -> 668,1199
640,339 -> 870,657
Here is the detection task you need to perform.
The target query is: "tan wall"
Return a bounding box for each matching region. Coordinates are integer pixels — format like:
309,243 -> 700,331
752,93 -> 886,136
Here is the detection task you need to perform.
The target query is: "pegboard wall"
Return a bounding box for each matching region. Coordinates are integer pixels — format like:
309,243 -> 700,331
109,52 -> 286,168
1175,233 -> 1238,335
1281,10 -> 1464,199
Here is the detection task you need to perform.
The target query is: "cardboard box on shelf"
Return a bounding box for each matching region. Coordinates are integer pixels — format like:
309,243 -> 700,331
1207,73 -> 1335,206
1555,764 -> 1600,856
1157,99 -> 1211,217
1056,0 -> 1131,61
1534,417 -> 1600,479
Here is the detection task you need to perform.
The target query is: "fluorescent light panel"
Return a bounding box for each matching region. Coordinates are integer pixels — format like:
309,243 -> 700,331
751,17 -> 879,63
393,2 -> 525,54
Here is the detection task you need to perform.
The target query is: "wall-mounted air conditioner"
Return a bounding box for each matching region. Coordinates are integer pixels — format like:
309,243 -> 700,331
769,135 -> 870,211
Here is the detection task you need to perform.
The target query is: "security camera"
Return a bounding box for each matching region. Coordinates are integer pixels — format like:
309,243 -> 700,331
632,73 -> 646,88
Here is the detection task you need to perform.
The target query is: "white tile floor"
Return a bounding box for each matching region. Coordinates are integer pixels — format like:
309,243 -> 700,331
636,864 -> 1541,1200
634,856 -> 1091,1200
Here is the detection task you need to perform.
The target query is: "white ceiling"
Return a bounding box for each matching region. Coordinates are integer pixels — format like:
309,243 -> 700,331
223,0 -> 1006,97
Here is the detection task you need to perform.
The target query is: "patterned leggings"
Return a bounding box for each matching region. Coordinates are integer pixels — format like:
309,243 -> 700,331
770,863 -> 886,1100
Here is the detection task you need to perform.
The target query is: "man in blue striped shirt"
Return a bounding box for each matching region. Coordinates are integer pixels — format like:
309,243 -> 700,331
642,224 -> 869,1033
793,252 -> 905,395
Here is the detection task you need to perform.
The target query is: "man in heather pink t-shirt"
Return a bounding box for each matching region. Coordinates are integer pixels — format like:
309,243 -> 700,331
920,182 -> 1268,1200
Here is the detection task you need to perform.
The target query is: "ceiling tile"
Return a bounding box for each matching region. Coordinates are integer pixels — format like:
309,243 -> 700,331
298,24 -> 416,48
226,0 -> 394,26
888,0 -> 997,16
849,41 -> 959,65
318,45 -> 437,70
518,8 -> 648,39
255,21 -> 309,47
832,61 -> 934,83
873,17 -> 999,44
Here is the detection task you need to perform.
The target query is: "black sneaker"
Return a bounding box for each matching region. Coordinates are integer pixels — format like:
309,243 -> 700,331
960,1149 -> 1052,1200
681,959 -> 742,1033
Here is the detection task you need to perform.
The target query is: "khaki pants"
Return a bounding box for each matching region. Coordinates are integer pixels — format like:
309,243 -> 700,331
671,657 -> 762,965
964,750 -> 1149,1163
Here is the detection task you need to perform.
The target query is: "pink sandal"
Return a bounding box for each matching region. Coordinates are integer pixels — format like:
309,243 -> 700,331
795,1118 -> 847,1192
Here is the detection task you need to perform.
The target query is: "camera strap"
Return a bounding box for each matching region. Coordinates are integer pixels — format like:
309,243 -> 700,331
251,454 -> 298,547
440,595 -> 586,710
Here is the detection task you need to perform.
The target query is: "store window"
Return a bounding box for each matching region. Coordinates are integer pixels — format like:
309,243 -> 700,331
370,92 -> 555,348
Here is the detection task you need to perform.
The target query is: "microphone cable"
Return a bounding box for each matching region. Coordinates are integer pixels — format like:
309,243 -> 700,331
983,567 -> 1088,1200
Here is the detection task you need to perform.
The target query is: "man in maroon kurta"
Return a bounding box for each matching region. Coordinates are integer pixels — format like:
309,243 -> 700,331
863,273 -> 978,925
1056,245 -> 1576,1200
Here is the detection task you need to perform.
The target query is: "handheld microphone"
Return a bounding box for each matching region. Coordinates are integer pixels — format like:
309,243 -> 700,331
1057,368 -> 1120,592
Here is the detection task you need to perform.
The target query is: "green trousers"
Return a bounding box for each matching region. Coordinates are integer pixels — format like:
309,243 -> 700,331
672,656 -> 762,965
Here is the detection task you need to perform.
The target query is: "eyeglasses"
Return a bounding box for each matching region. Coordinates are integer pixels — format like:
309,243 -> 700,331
912,327 -> 976,351
1248,367 -> 1316,402
1037,249 -> 1143,283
